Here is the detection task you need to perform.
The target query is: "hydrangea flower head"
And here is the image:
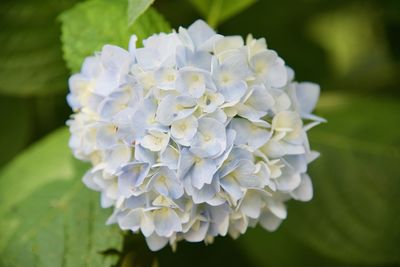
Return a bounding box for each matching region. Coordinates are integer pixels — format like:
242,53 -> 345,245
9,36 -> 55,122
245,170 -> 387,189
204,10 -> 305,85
67,20 -> 325,251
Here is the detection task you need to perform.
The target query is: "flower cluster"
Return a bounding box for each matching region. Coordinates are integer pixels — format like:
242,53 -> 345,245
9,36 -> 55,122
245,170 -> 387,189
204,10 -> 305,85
67,20 -> 324,251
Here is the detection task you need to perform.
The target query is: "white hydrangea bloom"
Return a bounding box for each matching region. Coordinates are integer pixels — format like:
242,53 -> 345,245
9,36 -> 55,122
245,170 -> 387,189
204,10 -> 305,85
67,20 -> 325,251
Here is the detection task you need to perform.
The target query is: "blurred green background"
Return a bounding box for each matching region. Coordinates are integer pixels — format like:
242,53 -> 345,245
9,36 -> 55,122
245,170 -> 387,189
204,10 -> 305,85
0,0 -> 399,266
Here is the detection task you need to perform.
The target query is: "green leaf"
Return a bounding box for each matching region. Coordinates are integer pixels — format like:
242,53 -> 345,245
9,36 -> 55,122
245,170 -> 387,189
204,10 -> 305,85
128,0 -> 155,26
0,0 -> 78,96
287,93 -> 400,264
238,227 -> 356,267
0,97 -> 33,167
60,0 -> 170,73
188,0 -> 257,28
307,6 -> 396,91
238,93 -> 400,266
0,128 -> 123,267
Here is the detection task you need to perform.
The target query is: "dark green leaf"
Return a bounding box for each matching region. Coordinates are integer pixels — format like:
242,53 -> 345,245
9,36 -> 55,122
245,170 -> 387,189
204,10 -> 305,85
288,93 -> 400,264
60,0 -> 170,73
0,97 -> 33,167
0,128 -> 123,267
237,93 -> 400,266
188,0 -> 257,28
0,0 -> 78,96
238,227 -> 356,267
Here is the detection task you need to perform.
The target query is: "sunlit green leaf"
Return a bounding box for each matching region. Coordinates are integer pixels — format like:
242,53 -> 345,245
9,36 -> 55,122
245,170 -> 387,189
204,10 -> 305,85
0,128 -> 123,267
60,0 -> 170,73
128,0 -> 155,26
0,0 -> 78,96
188,0 -> 256,28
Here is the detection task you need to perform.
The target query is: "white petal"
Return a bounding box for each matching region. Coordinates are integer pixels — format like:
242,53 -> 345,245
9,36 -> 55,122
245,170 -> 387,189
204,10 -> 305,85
141,130 -> 170,152
214,36 -> 244,57
291,174 -> 313,201
266,200 -> 287,219
259,211 -> 282,231
145,233 -> 169,251
184,221 -> 209,242
272,111 -> 301,132
141,212 -> 155,237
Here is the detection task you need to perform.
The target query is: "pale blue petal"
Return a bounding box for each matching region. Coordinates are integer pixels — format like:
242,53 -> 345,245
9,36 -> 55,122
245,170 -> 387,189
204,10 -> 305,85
160,145 -> 179,169
156,95 -> 197,125
186,174 -> 220,203
104,145 -> 132,173
118,209 -> 142,231
220,176 -> 243,203
135,47 -> 159,70
230,118 -> 271,149
101,45 -> 131,76
239,191 -> 263,219
125,195 -> 147,209
187,19 -> 216,49
237,85 -> 274,121
218,80 -> 247,103
118,162 -> 150,198
191,158 -> 218,189
218,147 -> 252,178
284,154 -> 307,174
96,123 -> 118,149
153,208 -> 182,237
82,169 -> 101,191
149,167 -> 183,199
184,221 -> 209,242
190,117 -> 227,158
134,144 -> 157,165
176,46 -> 212,71
296,82 -> 320,114
177,148 -> 196,180
275,173 -> 301,191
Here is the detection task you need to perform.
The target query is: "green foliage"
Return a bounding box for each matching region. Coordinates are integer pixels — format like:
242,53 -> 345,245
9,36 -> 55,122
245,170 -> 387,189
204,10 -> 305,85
60,0 -> 170,73
0,129 -> 123,267
188,0 -> 256,28
237,93 -> 400,266
308,5 -> 396,90
0,97 -> 33,167
128,0 -> 155,26
287,93 -> 400,264
0,0 -> 77,96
